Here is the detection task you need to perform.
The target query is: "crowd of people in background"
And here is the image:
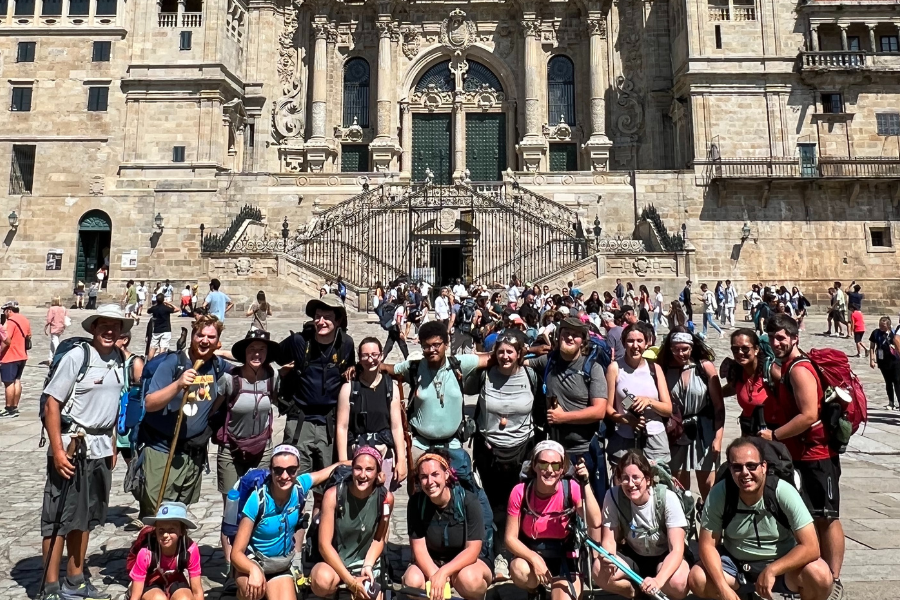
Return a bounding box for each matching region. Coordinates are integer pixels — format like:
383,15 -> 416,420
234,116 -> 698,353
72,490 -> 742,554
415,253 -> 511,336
18,272 -> 894,600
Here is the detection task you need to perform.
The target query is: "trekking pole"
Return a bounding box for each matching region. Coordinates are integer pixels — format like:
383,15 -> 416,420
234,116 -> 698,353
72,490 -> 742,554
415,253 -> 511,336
38,432 -> 84,600
155,359 -> 205,511
582,537 -> 670,600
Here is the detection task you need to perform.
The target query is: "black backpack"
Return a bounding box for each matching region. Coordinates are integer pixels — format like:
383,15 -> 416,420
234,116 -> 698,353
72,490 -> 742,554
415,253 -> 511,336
304,464 -> 389,564
457,301 -> 476,334
38,337 -> 94,448
713,438 -> 799,533
376,302 -> 398,331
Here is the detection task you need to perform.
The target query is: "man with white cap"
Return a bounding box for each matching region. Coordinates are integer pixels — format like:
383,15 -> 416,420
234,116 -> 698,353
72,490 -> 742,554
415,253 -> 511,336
40,304 -> 132,600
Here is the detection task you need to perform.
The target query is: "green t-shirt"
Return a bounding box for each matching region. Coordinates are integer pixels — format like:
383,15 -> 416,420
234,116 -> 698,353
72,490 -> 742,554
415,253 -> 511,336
394,354 -> 480,449
701,479 -> 813,562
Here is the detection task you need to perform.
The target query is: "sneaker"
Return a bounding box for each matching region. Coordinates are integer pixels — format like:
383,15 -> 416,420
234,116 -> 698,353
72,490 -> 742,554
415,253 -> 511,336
0,407 -> 19,418
827,579 -> 845,600
494,553 -> 510,581
60,579 -> 110,600
123,517 -> 144,532
42,592 -> 62,600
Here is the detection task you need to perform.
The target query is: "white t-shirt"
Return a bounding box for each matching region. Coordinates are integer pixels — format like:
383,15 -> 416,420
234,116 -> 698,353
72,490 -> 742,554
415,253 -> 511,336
507,285 -> 520,305
394,306 -> 407,328
420,281 -> 432,298
434,296 -> 450,320
163,284 -> 174,301
452,284 -> 468,299
137,285 -> 147,302
703,290 -> 717,313
602,487 -> 688,557
653,292 -> 664,312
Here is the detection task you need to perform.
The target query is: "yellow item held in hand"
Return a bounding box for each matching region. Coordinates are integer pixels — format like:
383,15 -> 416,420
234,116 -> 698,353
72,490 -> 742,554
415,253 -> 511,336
424,581 -> 452,599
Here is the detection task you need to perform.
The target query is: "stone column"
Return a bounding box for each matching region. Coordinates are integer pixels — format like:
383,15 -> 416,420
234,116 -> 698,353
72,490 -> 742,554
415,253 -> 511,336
866,23 -> 877,53
516,12 -> 547,172
453,91 -> 465,181
810,24 -> 819,51
839,24 -> 848,51
583,14 -> 612,171
400,100 -> 412,175
370,12 -> 401,172
177,0 -> 184,24
305,17 -> 330,172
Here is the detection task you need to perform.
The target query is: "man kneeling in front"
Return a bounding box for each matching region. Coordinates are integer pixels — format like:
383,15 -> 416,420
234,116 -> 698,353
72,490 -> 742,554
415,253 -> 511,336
688,437 -> 836,600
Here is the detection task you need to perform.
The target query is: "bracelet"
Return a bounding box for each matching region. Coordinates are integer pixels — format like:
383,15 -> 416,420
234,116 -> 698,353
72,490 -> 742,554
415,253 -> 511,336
363,563 -> 373,569
772,429 -> 779,441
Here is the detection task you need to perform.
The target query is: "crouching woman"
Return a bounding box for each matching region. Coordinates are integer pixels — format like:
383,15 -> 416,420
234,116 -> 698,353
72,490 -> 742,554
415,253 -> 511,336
310,446 -> 395,600
505,441 -> 602,600
404,450 -> 492,600
593,450 -> 691,600
128,502 -> 203,600
231,445 -> 341,600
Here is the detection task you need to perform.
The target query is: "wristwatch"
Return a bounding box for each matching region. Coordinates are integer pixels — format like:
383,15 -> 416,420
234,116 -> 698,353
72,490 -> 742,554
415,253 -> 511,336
771,429 -> 779,441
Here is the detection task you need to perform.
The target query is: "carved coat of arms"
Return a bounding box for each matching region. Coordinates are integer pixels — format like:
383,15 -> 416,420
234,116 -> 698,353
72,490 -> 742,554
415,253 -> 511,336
440,8 -> 476,51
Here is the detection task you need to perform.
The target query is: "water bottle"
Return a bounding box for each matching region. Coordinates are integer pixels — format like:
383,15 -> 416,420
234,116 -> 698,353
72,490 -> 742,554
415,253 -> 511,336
224,488 -> 240,528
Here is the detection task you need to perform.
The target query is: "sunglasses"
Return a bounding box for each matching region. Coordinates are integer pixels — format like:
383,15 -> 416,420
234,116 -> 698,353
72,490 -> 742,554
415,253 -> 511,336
272,465 -> 300,477
729,462 -> 762,474
731,345 -> 754,355
536,460 -> 562,472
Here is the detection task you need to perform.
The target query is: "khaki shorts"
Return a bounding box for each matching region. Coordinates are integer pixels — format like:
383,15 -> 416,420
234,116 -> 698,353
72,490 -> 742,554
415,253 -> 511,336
217,443 -> 273,494
150,332 -> 172,351
139,445 -> 205,519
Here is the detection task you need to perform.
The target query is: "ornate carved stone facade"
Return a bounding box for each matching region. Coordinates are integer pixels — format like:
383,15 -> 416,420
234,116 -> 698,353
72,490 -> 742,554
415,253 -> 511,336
1,0 -> 900,307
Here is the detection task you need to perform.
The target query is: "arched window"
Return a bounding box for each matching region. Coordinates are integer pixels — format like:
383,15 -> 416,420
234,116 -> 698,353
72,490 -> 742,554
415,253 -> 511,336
415,60 -> 453,93
343,58 -> 370,128
548,55 -> 575,126
464,60 -> 503,92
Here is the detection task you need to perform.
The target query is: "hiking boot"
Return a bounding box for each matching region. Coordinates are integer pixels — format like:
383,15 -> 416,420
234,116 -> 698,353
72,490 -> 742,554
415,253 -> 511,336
494,553 -> 509,581
0,407 -> 19,418
123,518 -> 144,532
60,579 -> 110,600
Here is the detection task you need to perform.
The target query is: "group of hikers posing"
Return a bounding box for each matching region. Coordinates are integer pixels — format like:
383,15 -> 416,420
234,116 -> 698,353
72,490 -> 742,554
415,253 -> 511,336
37,292 -> 847,600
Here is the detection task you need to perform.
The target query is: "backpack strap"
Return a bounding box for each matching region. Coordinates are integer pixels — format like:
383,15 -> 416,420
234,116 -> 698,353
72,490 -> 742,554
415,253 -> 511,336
762,477 -> 792,532
612,487 -> 633,542
652,484 -> 669,534
447,355 -> 465,396
524,365 -> 538,395
408,360 -> 421,408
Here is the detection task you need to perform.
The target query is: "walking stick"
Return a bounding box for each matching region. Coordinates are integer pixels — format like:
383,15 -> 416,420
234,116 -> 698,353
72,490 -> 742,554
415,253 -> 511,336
155,359 -> 205,512
39,432 -> 85,600
582,536 -> 670,600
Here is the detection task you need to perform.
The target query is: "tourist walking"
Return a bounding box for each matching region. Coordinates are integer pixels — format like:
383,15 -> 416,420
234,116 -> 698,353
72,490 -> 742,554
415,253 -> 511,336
722,280 -> 737,328
74,281 -> 86,310
146,294 -> 177,360
0,301 -> 31,418
136,281 -> 148,317
122,280 -> 140,323
383,301 -> 409,360
44,297 -> 68,364
247,290 -> 272,332
651,286 -> 664,330
870,316 -> 900,410
700,283 -> 723,338
203,278 -> 234,322
86,281 -> 99,310
39,304 -> 131,600
680,280 -> 694,323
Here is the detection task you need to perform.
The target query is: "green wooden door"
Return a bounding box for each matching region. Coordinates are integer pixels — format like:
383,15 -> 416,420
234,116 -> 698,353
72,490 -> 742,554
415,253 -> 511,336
75,210 -> 111,283
549,143 -> 578,171
465,113 -> 505,182
412,114 -> 452,184
341,144 -> 369,172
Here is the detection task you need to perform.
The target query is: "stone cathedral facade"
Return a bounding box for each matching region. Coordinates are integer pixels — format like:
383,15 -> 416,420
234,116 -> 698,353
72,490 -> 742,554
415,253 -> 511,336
1,0 -> 899,307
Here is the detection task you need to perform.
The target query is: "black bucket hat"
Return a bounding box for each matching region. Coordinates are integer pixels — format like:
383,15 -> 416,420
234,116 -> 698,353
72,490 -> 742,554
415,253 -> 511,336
231,329 -> 281,365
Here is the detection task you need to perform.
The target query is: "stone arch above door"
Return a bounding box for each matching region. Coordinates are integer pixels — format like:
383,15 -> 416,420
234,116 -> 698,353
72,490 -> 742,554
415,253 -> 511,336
78,209 -> 112,231
399,44 -> 517,105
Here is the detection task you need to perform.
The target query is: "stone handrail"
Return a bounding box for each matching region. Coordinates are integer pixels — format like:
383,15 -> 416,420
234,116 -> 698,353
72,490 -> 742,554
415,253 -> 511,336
158,12 -> 176,26
802,51 -> 867,69
182,12 -> 202,27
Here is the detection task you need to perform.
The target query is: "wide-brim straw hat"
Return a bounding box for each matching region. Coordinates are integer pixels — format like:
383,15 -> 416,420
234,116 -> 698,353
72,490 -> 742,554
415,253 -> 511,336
82,303 -> 134,334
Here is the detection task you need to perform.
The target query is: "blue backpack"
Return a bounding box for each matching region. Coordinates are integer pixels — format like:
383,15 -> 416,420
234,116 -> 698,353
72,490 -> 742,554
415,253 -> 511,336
221,468 -> 271,543
542,333 -> 612,397
116,355 -> 144,440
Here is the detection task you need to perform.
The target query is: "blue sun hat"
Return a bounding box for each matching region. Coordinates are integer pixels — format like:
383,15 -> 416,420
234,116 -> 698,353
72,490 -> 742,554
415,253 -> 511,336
143,501 -> 197,530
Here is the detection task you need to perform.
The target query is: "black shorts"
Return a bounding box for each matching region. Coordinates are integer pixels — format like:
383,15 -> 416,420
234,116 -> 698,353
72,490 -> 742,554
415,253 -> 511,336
719,550 -> 794,595
854,332 -> 864,344
617,545 -> 666,578
0,360 -> 26,383
795,456 -> 841,519
146,579 -> 189,596
42,456 -> 112,537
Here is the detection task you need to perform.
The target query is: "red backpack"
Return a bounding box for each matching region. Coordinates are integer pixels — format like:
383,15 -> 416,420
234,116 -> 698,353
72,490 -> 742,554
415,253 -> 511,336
785,348 -> 868,453
126,526 -> 190,587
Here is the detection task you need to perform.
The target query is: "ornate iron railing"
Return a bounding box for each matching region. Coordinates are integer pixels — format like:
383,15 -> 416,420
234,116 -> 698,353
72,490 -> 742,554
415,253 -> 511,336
640,205 -> 684,252
707,155 -> 900,179
818,156 -> 900,178
201,204 -> 263,253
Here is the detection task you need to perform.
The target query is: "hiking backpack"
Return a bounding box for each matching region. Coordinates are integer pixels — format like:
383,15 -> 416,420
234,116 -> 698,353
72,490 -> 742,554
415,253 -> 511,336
38,337 -> 93,447
713,438 -> 799,533
376,301 -> 398,331
212,369 -> 275,456
116,354 -> 145,442
457,301 -> 476,334
220,468 -> 273,543
407,356 -> 474,443
520,477 -> 578,539
536,339 -> 610,433
783,348 -> 868,454
304,463 -> 389,564
126,525 -> 191,586
612,461 -> 697,543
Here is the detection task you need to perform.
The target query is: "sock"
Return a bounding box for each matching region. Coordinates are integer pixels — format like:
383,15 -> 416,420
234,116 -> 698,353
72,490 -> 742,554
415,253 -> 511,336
65,572 -> 85,587
44,581 -> 61,594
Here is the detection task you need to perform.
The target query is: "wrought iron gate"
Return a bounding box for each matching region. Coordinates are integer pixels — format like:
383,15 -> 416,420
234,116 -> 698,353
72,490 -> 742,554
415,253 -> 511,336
285,183 -> 589,289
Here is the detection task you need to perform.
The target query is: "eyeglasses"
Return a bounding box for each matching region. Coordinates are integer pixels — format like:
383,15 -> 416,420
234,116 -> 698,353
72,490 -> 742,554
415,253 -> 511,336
360,353 -> 382,360
731,345 -> 754,355
621,475 -> 645,485
536,460 -> 562,472
313,314 -> 334,322
422,342 -> 445,351
272,465 -> 300,477
560,331 -> 584,340
729,462 -> 762,474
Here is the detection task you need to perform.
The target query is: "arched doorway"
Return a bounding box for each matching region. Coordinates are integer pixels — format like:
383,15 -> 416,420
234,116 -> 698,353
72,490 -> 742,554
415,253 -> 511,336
408,56 -> 510,183
75,210 -> 111,284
